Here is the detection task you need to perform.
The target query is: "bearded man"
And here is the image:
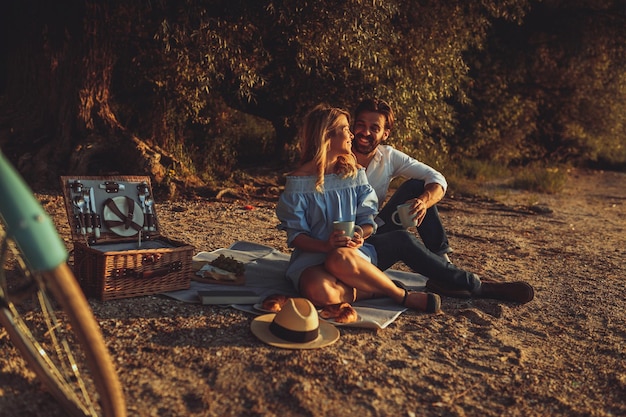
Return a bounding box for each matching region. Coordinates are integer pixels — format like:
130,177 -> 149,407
352,98 -> 534,303
352,98 -> 451,259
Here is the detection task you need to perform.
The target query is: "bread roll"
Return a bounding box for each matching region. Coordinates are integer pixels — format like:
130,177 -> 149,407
320,302 -> 358,323
261,294 -> 289,312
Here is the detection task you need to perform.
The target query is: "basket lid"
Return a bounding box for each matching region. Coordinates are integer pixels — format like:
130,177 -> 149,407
59,175 -> 162,245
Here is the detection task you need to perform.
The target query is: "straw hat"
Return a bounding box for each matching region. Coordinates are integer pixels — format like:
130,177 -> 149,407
251,298 -> 339,349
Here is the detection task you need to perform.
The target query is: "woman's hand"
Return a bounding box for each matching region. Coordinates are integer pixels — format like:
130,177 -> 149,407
329,230 -> 352,248
350,225 -> 365,248
329,225 -> 364,249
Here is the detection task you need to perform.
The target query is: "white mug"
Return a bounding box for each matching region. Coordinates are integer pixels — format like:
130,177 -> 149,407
333,220 -> 355,237
332,220 -> 363,238
392,203 -> 417,229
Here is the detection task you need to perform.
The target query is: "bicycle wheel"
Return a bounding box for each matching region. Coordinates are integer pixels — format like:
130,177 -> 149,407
0,230 -> 127,417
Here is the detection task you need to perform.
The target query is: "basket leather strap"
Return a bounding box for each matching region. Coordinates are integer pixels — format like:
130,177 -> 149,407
103,197 -> 143,231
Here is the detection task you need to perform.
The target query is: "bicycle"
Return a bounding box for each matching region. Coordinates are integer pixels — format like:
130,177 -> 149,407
0,150 -> 127,417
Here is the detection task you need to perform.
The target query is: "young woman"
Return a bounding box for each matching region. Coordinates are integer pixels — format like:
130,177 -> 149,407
276,104 -> 440,313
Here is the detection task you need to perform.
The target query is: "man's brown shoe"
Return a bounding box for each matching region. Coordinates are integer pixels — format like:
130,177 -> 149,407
477,281 -> 535,304
425,280 -> 472,299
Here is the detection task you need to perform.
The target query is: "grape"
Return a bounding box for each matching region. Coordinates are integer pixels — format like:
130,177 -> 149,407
209,254 -> 245,275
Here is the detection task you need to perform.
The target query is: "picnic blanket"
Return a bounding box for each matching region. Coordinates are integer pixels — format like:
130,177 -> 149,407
162,241 -> 428,329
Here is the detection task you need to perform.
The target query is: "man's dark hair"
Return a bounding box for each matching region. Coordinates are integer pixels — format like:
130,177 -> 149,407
354,98 -> 394,131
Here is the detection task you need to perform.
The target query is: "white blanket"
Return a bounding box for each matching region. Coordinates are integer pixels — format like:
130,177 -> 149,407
162,241 -> 428,329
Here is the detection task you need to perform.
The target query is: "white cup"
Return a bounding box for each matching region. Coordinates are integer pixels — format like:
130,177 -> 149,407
333,220 -> 363,238
391,203 -> 417,229
333,220 -> 355,237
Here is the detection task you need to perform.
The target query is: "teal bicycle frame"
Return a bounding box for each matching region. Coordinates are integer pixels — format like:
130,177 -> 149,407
0,148 -> 127,417
0,150 -> 67,271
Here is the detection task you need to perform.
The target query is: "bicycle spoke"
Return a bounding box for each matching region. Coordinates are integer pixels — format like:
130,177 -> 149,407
1,151 -> 126,416
1,230 -> 100,416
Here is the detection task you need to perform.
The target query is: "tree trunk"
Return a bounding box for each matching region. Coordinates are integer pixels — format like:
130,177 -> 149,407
0,0 -> 202,196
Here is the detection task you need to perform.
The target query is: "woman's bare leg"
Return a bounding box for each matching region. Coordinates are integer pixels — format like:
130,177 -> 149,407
298,264 -> 355,307
324,248 -> 432,310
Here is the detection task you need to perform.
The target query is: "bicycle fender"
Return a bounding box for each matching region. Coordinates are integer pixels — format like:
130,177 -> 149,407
0,151 -> 68,271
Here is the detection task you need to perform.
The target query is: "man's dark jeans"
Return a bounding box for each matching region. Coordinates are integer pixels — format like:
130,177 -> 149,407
369,230 -> 480,291
375,179 -> 451,255
369,179 -> 481,291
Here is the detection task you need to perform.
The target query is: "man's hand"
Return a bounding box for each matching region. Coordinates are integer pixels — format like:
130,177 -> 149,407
409,198 -> 428,226
406,183 -> 445,226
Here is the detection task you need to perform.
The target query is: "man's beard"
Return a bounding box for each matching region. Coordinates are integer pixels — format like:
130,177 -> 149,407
353,134 -> 378,154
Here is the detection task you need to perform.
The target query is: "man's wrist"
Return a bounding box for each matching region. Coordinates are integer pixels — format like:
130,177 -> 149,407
418,191 -> 432,207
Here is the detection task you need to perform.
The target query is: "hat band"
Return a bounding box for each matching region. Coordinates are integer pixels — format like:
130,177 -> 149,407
269,321 -> 318,343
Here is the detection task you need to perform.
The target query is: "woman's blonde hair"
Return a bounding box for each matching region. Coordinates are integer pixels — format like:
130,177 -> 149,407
299,104 -> 357,191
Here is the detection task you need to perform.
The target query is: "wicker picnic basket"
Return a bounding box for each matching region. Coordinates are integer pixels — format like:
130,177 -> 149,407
60,175 -> 194,300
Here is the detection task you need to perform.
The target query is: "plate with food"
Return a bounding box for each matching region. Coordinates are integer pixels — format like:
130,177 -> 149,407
252,303 -> 278,314
193,254 -> 246,285
319,303 -> 359,325
254,294 -> 291,313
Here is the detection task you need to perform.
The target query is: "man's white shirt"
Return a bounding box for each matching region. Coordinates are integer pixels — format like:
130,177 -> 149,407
364,145 -> 448,204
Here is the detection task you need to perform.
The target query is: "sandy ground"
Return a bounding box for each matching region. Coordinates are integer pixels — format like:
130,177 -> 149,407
1,168 -> 625,416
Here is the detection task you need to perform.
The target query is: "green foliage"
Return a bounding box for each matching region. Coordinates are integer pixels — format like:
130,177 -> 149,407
455,0 -> 626,168
34,0 -> 624,184
195,108 -> 276,181
443,158 -> 510,196
511,165 -> 568,194
443,158 -> 567,197
141,0 -> 533,168
454,159 -> 510,181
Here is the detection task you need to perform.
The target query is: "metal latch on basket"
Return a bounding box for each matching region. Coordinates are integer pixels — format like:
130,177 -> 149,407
110,261 -> 183,279
143,254 -> 162,263
99,181 -> 126,193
